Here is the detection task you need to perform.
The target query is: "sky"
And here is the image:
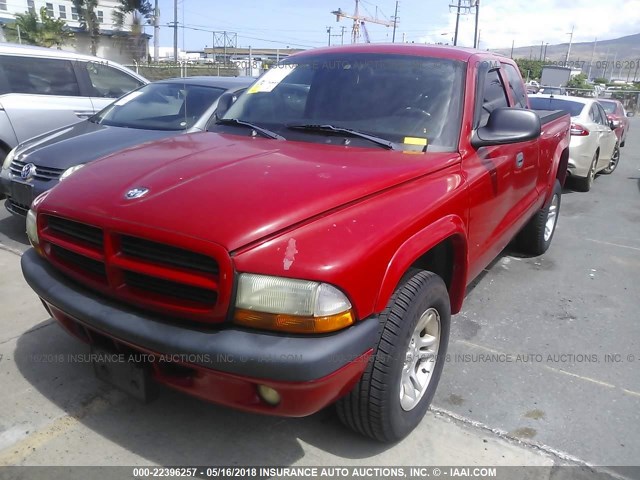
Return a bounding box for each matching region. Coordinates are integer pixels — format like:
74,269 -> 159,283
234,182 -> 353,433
151,0 -> 640,51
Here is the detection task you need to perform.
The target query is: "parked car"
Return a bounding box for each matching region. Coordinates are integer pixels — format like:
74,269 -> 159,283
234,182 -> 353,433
21,44 -> 570,442
598,98 -> 632,147
530,94 -> 619,191
1,76 -> 252,217
0,44 -> 147,160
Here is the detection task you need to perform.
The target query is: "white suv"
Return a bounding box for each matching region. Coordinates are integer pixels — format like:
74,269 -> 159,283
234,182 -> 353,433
0,44 -> 147,160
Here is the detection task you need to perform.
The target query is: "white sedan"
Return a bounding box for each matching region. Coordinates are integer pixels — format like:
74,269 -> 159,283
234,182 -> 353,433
529,95 -> 619,191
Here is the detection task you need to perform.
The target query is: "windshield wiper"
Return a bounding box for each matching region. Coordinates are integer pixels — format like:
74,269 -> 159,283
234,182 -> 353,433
286,124 -> 398,150
216,118 -> 285,140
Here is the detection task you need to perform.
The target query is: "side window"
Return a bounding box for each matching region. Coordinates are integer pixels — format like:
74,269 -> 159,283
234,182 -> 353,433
478,69 -> 509,128
596,104 -> 609,125
589,105 -> 599,123
84,63 -> 144,98
503,63 -> 528,108
0,55 -> 80,96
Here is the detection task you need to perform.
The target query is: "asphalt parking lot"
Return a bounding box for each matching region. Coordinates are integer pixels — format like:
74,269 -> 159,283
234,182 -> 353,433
0,119 -> 638,474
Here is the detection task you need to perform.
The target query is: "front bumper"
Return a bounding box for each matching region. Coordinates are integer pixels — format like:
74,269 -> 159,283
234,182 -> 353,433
21,249 -> 378,416
1,170 -> 51,217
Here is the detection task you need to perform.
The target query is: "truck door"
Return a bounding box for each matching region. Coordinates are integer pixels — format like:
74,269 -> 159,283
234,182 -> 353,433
502,62 -> 540,216
465,66 -> 520,277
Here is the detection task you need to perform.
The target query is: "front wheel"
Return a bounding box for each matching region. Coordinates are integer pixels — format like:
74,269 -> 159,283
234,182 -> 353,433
516,180 -> 561,255
336,271 -> 450,442
601,143 -> 620,174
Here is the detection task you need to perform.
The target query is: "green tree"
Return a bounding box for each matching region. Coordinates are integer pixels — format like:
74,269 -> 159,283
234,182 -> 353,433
514,58 -> 544,82
4,7 -> 73,48
112,0 -> 153,28
72,0 -> 100,56
112,1 -> 154,62
567,73 -> 592,89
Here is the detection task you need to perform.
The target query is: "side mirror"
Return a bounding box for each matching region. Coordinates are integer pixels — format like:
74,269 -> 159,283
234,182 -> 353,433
627,112 -> 635,117
471,108 -> 541,148
214,92 -> 237,120
609,120 -> 617,130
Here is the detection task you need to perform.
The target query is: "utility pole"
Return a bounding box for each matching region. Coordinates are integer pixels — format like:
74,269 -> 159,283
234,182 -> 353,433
587,37 -> 597,80
153,0 -> 159,62
565,25 -> 574,65
539,41 -> 544,61
327,26 -> 332,46
341,26 -> 346,45
543,43 -> 548,61
392,1 -> 399,43
453,0 -> 462,46
473,0 -> 480,48
510,40 -> 514,58
173,0 -> 178,62
16,25 -> 22,44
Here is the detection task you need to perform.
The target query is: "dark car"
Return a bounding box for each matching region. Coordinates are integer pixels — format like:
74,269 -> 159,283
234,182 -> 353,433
0,76 -> 252,216
598,98 -> 632,147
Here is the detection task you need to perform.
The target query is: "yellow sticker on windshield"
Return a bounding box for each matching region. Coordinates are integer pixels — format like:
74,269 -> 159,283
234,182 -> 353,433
403,137 -> 428,146
246,65 -> 297,94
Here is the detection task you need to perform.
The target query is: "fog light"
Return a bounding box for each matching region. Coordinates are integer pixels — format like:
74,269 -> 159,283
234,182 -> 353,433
257,385 -> 281,406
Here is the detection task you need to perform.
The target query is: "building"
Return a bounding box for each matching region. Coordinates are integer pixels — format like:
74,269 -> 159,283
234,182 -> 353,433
0,0 -> 150,64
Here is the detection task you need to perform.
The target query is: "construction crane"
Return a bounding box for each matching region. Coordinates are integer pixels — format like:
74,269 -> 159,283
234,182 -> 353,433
331,0 -> 396,44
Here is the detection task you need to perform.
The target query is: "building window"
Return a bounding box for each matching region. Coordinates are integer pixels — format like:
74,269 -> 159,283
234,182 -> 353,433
27,0 -> 35,14
71,6 -> 78,20
59,5 -> 66,18
45,2 -> 54,17
97,10 -> 103,23
0,1 -> 6,12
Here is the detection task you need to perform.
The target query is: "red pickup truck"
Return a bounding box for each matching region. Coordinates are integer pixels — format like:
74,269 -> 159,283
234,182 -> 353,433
21,45 -> 570,442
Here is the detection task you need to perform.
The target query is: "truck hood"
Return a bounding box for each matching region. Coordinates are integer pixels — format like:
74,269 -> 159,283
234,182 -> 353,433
42,133 -> 460,251
15,121 -> 175,171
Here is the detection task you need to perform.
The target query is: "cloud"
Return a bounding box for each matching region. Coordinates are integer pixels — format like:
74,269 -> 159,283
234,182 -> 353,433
412,0 -> 640,49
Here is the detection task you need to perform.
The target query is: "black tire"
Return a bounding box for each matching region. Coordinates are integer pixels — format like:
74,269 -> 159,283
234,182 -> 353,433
601,143 -> 620,174
573,151 -> 597,192
336,271 -> 450,442
516,179 -> 561,256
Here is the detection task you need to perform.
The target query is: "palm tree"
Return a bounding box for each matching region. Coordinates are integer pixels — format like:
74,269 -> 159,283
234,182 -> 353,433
4,7 -> 73,48
113,0 -> 153,29
112,0 -> 153,62
72,0 -> 100,55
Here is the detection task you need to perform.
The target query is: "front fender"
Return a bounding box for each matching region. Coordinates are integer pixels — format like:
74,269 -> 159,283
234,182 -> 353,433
375,215 -> 469,315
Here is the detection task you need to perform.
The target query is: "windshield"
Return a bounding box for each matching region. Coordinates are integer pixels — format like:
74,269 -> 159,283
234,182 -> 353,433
93,82 -> 225,131
599,101 -> 617,114
529,97 -> 585,117
220,53 -> 465,151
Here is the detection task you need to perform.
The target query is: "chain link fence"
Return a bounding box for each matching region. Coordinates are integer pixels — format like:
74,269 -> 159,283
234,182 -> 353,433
124,62 -> 260,81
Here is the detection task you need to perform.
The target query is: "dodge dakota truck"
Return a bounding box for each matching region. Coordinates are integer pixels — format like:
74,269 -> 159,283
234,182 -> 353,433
21,44 -> 571,442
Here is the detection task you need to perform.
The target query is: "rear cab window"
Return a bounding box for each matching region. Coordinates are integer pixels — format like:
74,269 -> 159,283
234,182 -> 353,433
502,63 -> 528,108
0,55 -> 80,96
475,67 -> 510,128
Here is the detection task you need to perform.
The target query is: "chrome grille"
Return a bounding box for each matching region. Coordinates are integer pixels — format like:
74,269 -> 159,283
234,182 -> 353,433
10,159 -> 64,181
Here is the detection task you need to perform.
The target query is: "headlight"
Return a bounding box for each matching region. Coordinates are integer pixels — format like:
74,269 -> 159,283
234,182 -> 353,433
234,273 -> 355,334
26,209 -> 40,249
2,147 -> 17,171
59,164 -> 85,181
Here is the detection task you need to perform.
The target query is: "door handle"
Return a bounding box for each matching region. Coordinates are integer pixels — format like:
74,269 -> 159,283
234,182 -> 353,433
74,111 -> 94,119
515,152 -> 524,169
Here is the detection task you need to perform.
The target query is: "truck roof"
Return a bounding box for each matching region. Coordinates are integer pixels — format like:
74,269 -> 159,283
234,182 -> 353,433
290,43 -> 505,63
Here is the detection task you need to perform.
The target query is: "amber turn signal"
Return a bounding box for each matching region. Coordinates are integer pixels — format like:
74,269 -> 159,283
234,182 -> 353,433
234,308 -> 355,334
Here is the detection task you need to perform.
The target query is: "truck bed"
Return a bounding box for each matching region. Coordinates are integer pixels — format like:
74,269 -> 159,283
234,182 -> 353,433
532,109 -> 569,125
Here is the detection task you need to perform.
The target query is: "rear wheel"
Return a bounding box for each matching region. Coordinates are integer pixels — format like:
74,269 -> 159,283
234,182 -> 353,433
601,143 -> 620,174
516,180 -> 561,255
336,271 -> 450,442
573,151 -> 597,192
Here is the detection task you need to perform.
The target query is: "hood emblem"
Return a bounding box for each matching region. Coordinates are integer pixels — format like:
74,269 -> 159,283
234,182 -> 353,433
21,163 -> 36,180
124,187 -> 149,200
